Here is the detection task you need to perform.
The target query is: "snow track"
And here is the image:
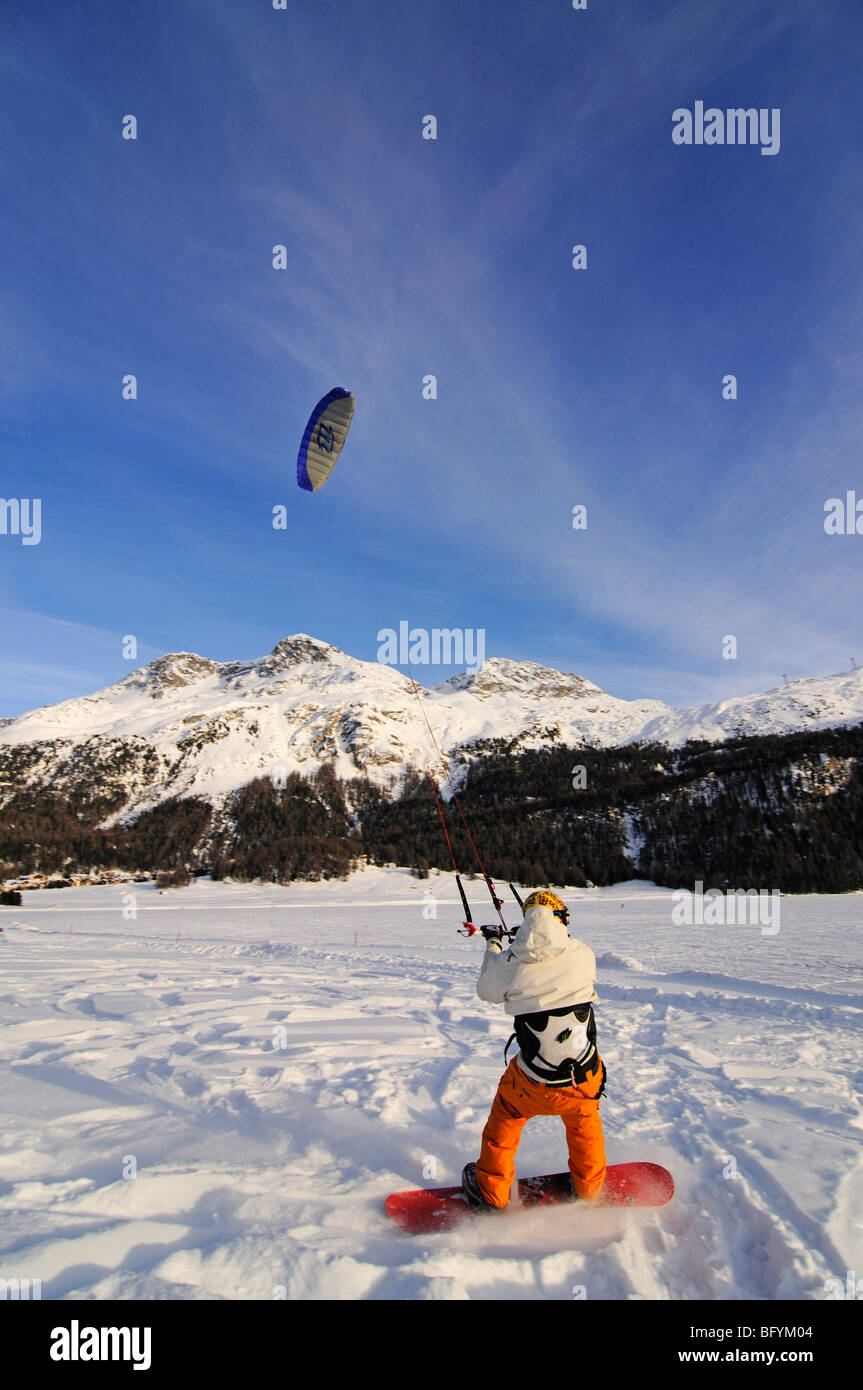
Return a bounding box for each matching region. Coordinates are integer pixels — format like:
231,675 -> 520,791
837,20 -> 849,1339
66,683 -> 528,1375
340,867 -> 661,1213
0,871 -> 860,1299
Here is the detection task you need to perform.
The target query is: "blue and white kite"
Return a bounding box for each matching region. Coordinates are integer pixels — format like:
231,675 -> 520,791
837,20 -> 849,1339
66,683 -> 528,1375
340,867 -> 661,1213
297,387 -> 356,492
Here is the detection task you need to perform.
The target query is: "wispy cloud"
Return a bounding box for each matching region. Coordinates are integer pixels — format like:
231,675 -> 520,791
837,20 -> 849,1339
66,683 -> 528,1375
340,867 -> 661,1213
1,0 -> 859,711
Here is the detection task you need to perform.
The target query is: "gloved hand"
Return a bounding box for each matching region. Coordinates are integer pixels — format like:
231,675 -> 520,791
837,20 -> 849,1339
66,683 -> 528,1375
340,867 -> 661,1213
480,923 -> 504,943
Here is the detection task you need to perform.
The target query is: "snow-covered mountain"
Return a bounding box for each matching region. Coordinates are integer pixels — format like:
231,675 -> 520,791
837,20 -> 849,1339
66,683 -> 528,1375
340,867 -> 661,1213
2,635 -> 863,822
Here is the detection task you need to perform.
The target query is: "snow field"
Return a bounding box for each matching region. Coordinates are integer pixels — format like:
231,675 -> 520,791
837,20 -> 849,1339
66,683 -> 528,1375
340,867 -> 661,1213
0,869 -> 860,1300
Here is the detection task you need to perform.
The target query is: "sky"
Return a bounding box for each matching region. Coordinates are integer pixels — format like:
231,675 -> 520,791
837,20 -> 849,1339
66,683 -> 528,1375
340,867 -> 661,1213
1,0 -> 861,717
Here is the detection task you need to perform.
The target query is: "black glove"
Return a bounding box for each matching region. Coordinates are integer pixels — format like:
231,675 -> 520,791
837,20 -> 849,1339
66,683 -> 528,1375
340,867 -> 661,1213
480,923 -> 504,943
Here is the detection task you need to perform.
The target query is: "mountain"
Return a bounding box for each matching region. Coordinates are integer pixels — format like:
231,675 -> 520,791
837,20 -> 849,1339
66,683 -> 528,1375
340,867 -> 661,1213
1,636 -> 863,828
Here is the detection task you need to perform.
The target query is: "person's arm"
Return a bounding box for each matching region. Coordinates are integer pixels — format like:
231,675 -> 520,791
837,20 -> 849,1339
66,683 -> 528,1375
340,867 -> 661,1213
476,938 -> 510,1003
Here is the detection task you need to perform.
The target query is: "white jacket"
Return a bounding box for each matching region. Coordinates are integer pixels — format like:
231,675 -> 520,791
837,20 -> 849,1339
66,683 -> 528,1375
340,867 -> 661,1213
476,903 -> 598,1016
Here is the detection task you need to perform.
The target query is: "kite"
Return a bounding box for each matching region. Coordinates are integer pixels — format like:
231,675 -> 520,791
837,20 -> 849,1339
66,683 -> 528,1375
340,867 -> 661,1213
297,387 -> 356,492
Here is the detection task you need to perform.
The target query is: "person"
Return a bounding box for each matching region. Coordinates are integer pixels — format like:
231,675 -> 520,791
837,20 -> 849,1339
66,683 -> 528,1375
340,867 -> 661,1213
462,889 -> 607,1211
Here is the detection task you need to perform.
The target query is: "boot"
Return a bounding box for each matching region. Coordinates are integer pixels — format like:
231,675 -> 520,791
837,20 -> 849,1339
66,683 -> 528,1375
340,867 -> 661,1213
461,1162 -> 505,1213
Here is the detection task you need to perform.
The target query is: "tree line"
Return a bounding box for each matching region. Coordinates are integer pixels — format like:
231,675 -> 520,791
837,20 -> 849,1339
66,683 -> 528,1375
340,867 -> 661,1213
1,724 -> 862,893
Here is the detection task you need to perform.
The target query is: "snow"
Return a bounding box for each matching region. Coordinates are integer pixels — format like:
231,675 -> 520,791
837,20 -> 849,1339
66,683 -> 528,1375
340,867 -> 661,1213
0,867 -> 860,1300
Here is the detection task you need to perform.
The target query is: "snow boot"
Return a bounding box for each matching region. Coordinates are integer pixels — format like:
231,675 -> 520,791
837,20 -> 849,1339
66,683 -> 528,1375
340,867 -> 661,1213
461,1162 -> 505,1213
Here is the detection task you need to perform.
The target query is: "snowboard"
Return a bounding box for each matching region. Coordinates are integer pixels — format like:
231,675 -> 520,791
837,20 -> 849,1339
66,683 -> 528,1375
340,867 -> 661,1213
386,1161 -> 674,1234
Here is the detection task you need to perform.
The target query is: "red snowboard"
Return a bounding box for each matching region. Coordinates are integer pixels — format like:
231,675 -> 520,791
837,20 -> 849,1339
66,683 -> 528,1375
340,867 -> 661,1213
386,1161 -> 674,1234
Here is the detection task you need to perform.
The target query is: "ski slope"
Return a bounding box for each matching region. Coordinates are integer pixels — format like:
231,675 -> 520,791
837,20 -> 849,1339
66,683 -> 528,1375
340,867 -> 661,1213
0,869 -> 860,1301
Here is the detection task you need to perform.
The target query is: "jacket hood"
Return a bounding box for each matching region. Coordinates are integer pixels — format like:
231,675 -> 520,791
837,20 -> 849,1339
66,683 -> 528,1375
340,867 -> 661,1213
509,903 -> 569,963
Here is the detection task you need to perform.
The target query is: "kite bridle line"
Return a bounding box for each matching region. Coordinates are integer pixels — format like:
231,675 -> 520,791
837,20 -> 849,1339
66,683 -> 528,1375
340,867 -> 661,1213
297,396 -> 517,938
424,761 -> 476,937
423,756 -> 517,939
409,667 -> 509,937
359,558 -> 510,938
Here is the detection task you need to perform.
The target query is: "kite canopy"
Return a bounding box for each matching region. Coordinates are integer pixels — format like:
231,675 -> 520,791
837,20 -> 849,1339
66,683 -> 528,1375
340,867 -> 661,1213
297,387 -> 356,491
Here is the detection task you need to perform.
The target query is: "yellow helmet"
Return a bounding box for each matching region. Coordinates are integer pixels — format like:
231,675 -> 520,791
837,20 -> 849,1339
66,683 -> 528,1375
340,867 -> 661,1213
523,889 -> 569,926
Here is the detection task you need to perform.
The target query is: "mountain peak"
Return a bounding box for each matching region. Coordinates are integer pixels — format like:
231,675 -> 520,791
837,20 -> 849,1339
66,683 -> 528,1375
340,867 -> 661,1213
258,634 -> 341,675
441,657 -> 599,701
121,652 -> 220,698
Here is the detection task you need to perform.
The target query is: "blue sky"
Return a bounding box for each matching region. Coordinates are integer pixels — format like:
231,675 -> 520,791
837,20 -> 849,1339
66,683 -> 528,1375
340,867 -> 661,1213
1,0 -> 861,716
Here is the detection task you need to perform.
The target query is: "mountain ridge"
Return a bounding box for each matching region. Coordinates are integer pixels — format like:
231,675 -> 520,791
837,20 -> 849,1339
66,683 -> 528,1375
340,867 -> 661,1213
2,635 -> 862,827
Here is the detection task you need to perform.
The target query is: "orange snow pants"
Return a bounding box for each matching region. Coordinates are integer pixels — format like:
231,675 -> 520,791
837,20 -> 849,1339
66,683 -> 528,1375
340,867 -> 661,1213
476,1055 -> 606,1208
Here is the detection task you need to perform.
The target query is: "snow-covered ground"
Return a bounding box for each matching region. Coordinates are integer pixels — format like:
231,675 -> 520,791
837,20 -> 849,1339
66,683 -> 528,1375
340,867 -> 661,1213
0,868 -> 860,1301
